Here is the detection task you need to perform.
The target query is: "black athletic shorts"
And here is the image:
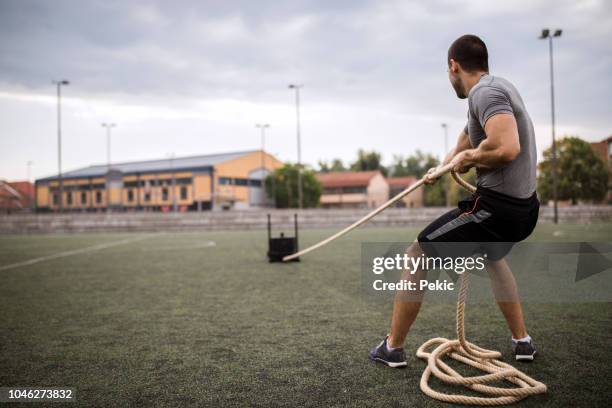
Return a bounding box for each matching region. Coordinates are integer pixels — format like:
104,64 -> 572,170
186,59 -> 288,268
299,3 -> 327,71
418,186 -> 539,261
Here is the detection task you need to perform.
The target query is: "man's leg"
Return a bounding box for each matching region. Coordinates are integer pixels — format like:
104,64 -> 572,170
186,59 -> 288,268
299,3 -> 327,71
486,258 -> 528,339
371,206 -> 471,366
387,241 -> 428,349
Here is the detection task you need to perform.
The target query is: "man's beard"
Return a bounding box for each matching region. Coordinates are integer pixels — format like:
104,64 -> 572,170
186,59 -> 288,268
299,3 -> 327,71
451,77 -> 467,99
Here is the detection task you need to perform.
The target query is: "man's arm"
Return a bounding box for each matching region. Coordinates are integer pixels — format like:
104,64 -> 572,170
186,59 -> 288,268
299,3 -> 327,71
450,113 -> 520,173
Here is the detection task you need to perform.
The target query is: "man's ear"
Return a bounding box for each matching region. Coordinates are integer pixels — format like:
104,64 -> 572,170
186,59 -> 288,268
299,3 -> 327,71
449,59 -> 460,73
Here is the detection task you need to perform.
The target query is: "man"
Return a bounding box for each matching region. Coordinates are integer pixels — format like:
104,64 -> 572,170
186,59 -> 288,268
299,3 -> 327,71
370,34 -> 540,368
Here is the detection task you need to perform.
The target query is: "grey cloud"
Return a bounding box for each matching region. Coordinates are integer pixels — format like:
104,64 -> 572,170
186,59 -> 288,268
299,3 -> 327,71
0,0 -> 611,180
1,1 -> 610,109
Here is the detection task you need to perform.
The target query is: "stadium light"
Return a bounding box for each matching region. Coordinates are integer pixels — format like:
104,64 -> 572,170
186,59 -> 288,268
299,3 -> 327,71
539,28 -> 562,224
52,79 -> 69,212
539,29 -> 550,39
288,84 -> 304,209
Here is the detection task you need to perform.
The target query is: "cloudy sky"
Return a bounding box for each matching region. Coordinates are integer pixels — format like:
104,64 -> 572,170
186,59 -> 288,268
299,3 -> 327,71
0,0 -> 610,181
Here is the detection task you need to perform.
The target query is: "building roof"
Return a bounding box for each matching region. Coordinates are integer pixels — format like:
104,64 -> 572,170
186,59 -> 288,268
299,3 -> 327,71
0,181 -> 21,199
8,181 -> 34,199
0,180 -> 32,210
37,150 -> 259,182
316,170 -> 381,188
387,176 -> 418,188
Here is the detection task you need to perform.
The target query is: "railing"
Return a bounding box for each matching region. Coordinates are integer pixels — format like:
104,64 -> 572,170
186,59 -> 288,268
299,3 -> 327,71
1,206 -> 611,234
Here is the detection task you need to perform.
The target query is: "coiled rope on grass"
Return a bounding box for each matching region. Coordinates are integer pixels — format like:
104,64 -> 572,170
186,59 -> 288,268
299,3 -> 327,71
416,171 -> 547,405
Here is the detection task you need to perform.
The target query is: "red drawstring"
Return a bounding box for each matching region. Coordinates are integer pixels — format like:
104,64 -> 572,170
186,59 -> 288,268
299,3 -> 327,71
462,196 -> 481,216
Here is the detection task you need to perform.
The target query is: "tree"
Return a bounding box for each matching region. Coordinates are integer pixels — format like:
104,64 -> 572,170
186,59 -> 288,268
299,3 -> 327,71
538,136 -> 609,204
422,169 -> 478,207
424,177 -> 447,206
350,149 -> 387,176
318,158 -> 346,173
390,150 -> 439,178
447,169 -> 477,203
265,163 -> 321,208
389,150 -> 450,206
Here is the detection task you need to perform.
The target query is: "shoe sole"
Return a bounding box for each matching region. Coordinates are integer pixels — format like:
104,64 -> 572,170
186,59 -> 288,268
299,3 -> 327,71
371,356 -> 407,368
515,352 -> 536,362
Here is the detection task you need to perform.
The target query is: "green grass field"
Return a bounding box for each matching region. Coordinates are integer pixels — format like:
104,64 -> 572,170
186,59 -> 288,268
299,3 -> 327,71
1,223 -> 611,407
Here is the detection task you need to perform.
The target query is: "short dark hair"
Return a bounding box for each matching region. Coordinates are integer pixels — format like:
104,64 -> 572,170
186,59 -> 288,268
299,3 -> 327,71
448,34 -> 488,73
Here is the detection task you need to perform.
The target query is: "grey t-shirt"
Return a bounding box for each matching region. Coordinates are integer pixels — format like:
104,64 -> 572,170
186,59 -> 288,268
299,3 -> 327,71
463,74 -> 537,199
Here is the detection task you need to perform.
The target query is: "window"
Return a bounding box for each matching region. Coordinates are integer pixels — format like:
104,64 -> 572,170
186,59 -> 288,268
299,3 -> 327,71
53,193 -> 59,205
96,191 -> 102,204
180,186 -> 188,200
218,177 -> 260,187
144,192 -> 151,202
323,186 -> 366,195
81,192 -> 87,205
162,187 -> 168,201
67,193 -> 73,205
127,190 -> 134,202
343,186 -> 366,194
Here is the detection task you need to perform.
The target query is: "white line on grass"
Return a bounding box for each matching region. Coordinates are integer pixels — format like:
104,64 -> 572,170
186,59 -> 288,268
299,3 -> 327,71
0,234 -> 159,272
139,241 -> 216,252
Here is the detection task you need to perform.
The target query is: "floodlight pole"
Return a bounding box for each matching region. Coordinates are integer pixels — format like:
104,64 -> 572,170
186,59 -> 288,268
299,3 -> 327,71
27,160 -> 34,210
53,80 -> 69,212
289,84 -> 303,208
101,123 -> 116,170
256,123 -> 270,207
101,123 -> 116,213
168,153 -> 177,212
441,123 -> 449,207
540,28 -> 562,224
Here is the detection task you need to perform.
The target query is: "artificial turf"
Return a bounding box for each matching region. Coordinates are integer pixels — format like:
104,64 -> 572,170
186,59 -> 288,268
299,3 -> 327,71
0,223 -> 611,407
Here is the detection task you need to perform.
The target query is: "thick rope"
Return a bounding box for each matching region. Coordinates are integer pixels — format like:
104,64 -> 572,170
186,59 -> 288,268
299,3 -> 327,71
414,171 -> 546,405
416,273 -> 547,405
451,169 -> 477,194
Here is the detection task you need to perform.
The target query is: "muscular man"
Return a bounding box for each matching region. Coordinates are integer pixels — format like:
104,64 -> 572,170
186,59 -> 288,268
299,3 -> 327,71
370,34 -> 540,368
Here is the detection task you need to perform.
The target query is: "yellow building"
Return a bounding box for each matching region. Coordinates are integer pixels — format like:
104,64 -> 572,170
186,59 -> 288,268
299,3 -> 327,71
35,150 -> 283,212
